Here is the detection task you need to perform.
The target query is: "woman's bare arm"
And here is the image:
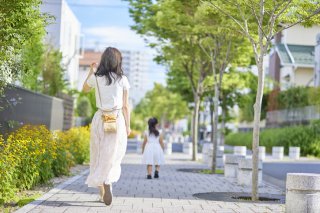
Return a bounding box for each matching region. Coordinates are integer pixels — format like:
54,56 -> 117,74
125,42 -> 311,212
82,63 -> 96,93
159,134 -> 165,150
142,135 -> 147,153
122,90 -> 131,136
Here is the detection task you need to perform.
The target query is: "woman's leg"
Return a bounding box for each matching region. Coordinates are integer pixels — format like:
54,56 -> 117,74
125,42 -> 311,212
155,165 -> 160,172
99,186 -> 104,200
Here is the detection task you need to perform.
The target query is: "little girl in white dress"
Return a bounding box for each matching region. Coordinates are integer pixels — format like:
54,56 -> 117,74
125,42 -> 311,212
142,117 -> 165,179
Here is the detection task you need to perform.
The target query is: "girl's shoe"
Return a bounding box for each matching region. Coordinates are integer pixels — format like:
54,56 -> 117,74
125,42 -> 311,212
103,183 -> 112,206
147,174 -> 152,179
154,171 -> 159,178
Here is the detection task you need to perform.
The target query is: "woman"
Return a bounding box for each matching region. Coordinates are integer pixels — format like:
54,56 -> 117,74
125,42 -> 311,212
82,47 -> 130,206
142,117 -> 165,179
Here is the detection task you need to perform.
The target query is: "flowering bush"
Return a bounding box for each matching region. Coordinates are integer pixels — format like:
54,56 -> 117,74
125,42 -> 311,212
0,125 -> 90,202
59,126 -> 90,164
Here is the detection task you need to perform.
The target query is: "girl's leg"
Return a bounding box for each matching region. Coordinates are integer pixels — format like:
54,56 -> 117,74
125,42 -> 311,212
154,165 -> 160,178
147,165 -> 152,175
147,165 -> 152,179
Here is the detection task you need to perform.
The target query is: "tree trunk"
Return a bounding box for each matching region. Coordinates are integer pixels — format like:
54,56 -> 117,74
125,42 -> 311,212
192,95 -> 200,161
211,79 -> 220,173
251,58 -> 265,201
220,105 -> 226,145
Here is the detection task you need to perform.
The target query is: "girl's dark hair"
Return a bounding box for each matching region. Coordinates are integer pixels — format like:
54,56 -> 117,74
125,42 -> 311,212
148,117 -> 159,137
95,47 -> 123,85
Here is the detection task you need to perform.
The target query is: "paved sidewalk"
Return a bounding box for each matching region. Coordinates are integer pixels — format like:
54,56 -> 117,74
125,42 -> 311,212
16,153 -> 285,213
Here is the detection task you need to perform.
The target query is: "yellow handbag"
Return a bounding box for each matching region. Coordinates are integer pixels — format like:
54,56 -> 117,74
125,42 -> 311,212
101,114 -> 117,132
95,76 -> 118,133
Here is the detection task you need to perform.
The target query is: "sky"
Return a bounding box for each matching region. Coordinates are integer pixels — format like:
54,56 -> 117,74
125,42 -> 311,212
66,0 -> 166,90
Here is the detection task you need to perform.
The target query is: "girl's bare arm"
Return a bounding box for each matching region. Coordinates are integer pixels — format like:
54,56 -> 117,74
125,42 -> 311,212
142,135 -> 147,153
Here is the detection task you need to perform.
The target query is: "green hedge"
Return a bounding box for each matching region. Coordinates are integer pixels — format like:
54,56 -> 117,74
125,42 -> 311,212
226,120 -> 320,157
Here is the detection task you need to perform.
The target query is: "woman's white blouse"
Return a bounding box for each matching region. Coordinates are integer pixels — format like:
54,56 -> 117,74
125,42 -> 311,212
87,74 -> 130,110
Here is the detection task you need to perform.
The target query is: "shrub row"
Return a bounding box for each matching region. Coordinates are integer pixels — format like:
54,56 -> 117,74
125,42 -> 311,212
225,120 -> 320,157
0,125 -> 90,202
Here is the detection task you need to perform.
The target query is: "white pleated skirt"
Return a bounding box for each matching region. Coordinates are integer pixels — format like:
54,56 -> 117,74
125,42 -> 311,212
142,142 -> 165,165
85,109 -> 127,188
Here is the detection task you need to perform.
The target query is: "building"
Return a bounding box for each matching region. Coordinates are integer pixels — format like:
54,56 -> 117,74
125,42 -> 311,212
268,25 -> 320,90
121,50 -> 149,106
78,49 -> 149,106
41,0 -> 82,88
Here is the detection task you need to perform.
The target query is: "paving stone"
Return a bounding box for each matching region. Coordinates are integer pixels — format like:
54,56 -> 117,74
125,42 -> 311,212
15,153 -> 284,213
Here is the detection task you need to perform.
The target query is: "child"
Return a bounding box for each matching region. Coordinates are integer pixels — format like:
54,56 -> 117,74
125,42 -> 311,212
142,117 -> 165,179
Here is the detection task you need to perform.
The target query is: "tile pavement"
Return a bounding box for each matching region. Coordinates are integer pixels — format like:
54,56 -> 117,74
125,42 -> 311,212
15,153 -> 285,213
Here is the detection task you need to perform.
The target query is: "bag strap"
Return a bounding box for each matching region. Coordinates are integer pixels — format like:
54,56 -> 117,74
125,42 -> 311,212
95,75 -> 103,109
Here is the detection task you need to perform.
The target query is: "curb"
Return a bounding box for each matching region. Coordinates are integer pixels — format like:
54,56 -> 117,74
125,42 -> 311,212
14,169 -> 89,213
263,173 -> 286,189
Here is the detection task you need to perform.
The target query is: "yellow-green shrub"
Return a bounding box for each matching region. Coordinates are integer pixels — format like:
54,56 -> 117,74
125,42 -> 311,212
0,135 -> 18,202
52,131 -> 75,176
58,126 -> 90,164
0,125 -> 90,202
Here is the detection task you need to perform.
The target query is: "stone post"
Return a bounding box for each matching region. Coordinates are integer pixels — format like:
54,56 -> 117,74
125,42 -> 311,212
233,146 -> 246,156
207,146 -> 224,168
272,146 -> 284,160
237,158 -> 263,186
224,154 -> 245,178
289,147 -> 300,160
202,143 -> 212,164
259,146 -> 266,161
286,173 -> 320,213
183,142 -> 192,156
164,141 -> 172,155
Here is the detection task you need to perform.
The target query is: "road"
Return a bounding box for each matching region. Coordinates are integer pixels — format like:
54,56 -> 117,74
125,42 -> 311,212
263,161 -> 320,188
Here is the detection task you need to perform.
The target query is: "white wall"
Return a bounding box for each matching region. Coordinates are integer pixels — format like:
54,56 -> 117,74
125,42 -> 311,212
282,25 -> 320,46
41,0 -> 81,89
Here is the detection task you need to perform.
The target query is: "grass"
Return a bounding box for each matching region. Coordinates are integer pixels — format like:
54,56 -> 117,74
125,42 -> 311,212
200,169 -> 224,174
0,192 -> 42,212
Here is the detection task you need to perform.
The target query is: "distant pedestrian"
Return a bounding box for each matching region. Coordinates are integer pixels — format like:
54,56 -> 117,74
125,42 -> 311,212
142,117 -> 165,179
82,47 -> 131,206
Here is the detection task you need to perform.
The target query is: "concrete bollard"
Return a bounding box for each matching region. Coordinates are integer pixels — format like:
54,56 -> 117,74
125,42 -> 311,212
202,143 -> 212,164
237,158 -> 263,186
207,146 -> 225,168
183,142 -> 192,155
286,173 -> 320,213
164,142 -> 172,155
289,147 -> 300,160
233,146 -> 246,156
136,140 -> 143,154
272,146 -> 284,160
259,146 -> 266,161
224,154 -> 245,178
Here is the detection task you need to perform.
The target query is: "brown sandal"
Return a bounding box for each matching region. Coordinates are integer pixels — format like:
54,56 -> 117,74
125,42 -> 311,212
103,183 -> 112,206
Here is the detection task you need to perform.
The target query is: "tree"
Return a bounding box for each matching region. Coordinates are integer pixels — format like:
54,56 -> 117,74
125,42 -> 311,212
195,5 -> 252,172
128,0 -> 211,160
76,96 -> 92,117
204,0 -> 320,200
134,83 -> 189,130
0,0 -> 49,94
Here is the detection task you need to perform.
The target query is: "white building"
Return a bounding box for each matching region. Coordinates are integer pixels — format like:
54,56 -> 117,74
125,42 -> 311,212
78,49 -> 149,106
268,25 -> 320,90
41,0 -> 81,88
121,50 -> 149,106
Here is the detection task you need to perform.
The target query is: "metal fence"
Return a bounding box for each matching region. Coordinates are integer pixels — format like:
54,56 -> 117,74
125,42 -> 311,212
266,105 -> 320,127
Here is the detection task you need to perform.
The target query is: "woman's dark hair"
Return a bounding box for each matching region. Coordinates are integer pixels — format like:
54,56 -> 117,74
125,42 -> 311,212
95,47 -> 123,85
148,117 -> 159,137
